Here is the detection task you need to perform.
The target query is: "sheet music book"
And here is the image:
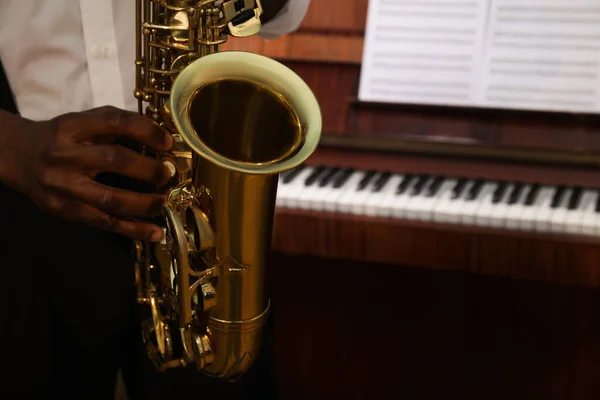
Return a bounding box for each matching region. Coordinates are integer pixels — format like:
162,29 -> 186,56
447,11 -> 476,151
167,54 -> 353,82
358,0 -> 600,114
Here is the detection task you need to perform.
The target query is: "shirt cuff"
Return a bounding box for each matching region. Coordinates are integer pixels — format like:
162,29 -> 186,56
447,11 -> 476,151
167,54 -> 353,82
259,0 -> 311,40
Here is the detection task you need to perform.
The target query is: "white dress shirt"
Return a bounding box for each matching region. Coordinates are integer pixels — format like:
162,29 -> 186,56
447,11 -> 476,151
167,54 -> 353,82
0,0 -> 310,121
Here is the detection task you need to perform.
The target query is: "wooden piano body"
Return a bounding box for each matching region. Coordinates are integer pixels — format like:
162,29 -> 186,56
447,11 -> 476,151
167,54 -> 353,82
226,2 -> 600,399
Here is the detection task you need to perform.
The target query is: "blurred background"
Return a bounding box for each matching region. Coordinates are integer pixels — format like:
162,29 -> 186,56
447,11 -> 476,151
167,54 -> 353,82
217,1 -> 600,399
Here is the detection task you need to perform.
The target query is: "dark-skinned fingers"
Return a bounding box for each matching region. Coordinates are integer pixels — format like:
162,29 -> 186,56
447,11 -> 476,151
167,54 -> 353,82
49,144 -> 174,186
59,178 -> 167,218
55,106 -> 173,152
60,200 -> 164,242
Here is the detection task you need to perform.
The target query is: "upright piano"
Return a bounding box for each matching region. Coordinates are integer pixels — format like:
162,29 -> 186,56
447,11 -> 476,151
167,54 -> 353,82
225,1 -> 600,399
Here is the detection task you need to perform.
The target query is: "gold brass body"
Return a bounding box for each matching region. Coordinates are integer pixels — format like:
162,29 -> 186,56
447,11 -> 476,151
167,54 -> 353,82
133,0 -> 322,379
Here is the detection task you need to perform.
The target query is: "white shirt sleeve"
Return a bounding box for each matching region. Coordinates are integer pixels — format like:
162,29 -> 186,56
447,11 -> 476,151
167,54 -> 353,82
0,0 -> 312,121
259,0 -> 311,40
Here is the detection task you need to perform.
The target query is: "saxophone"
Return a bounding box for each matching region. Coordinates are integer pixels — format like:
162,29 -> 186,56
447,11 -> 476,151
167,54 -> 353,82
132,0 -> 321,379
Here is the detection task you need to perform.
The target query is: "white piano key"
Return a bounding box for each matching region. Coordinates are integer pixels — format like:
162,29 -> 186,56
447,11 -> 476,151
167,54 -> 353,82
410,179 -> 447,222
519,186 -> 544,231
279,166 -> 316,209
446,180 -> 475,224
336,171 -> 368,214
566,190 -> 597,235
475,183 -> 507,227
320,170 -> 358,212
440,181 -> 475,224
427,182 -> 458,222
303,168 -> 342,211
296,168 -> 328,210
276,169 -> 304,208
454,181 -> 480,224
276,171 -> 294,208
403,177 -> 435,220
275,176 -> 287,208
592,213 -> 600,236
592,207 -> 600,236
389,177 -> 419,219
486,183 -> 514,228
364,175 -> 397,217
549,188 -> 573,233
308,186 -> 331,211
505,184 -> 531,230
578,192 -> 600,236
532,187 -> 558,233
373,175 -> 405,218
432,179 -> 460,223
350,172 -> 382,215
463,182 -> 497,225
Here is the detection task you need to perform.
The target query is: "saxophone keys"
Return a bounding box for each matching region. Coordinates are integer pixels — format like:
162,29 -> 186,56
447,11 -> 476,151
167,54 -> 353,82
225,0 -> 263,37
192,333 -> 214,370
192,282 -> 217,313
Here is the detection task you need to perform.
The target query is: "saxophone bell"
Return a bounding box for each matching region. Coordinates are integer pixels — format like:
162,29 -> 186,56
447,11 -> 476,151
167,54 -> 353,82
134,0 -> 322,380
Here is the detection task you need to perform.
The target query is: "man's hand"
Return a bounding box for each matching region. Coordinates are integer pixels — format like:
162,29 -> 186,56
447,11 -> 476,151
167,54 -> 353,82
0,106 -> 173,242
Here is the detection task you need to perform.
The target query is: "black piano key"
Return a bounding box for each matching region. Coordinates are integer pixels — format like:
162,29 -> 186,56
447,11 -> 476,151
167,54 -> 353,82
396,174 -> 414,195
550,185 -> 566,208
507,182 -> 524,205
465,179 -> 484,201
332,168 -> 354,189
492,182 -> 507,203
372,171 -> 392,192
568,186 -> 583,210
318,167 -> 341,187
282,165 -> 306,184
451,178 -> 468,199
524,183 -> 540,206
357,170 -> 378,191
304,166 -> 326,186
426,176 -> 445,197
280,169 -> 294,180
596,191 -> 600,212
411,175 -> 430,196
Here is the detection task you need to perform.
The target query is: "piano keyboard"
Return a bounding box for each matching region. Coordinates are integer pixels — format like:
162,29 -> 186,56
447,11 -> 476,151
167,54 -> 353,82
275,165 -> 600,237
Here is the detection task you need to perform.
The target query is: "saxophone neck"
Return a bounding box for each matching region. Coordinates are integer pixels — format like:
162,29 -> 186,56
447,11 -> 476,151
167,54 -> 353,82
135,0 -> 264,119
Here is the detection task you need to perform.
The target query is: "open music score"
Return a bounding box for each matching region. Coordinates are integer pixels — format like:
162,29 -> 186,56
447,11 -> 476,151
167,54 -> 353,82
358,0 -> 600,114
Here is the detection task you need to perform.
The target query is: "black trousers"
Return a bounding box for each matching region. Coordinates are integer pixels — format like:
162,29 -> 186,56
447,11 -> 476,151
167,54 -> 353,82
0,183 -> 276,400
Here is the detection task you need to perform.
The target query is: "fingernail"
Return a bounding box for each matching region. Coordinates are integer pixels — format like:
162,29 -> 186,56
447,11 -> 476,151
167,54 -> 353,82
162,160 -> 177,178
